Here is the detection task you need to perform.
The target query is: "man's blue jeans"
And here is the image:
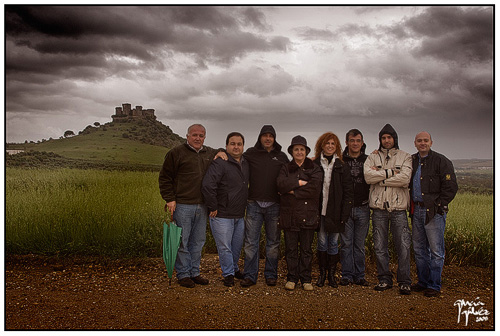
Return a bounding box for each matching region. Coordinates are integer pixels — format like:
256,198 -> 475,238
317,216 -> 339,255
243,201 -> 281,283
173,203 -> 208,280
210,217 -> 245,277
372,209 -> 412,286
412,205 -> 447,291
340,204 -> 370,281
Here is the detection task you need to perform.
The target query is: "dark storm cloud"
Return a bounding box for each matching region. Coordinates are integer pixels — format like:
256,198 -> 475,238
406,6 -> 493,63
5,6 -> 290,82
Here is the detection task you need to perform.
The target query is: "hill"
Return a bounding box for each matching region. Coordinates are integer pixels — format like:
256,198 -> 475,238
6,118 -> 185,169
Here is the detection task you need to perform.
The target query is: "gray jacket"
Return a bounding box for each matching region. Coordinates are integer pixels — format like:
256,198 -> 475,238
364,148 -> 412,211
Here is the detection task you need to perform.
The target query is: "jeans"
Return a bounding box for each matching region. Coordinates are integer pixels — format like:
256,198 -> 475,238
412,205 -> 447,291
173,203 -> 208,280
284,229 -> 315,284
317,216 -> 339,255
340,205 -> 370,281
243,201 -> 281,283
210,217 -> 245,277
372,209 -> 411,286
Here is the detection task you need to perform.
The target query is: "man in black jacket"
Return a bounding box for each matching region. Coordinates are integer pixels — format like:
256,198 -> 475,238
410,131 -> 458,297
202,132 -> 249,287
240,125 -> 289,287
339,129 -> 371,287
159,124 -> 219,288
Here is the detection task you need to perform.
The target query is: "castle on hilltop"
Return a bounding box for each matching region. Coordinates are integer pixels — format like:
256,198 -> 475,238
112,103 -> 156,120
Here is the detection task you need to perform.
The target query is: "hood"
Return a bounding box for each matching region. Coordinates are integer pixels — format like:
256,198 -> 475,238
254,125 -> 282,151
378,123 -> 399,150
343,143 -> 367,158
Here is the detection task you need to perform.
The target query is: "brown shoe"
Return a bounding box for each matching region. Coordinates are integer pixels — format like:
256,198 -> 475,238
191,275 -> 209,285
265,278 -> 277,286
178,277 -> 195,288
411,283 -> 427,292
424,288 -> 441,297
240,278 -> 256,287
234,270 -> 245,279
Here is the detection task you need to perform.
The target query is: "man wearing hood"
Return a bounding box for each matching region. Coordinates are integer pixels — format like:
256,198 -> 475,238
240,125 -> 289,287
364,124 -> 413,295
339,129 -> 371,286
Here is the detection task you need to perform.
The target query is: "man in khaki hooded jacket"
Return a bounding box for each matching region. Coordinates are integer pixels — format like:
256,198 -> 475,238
364,124 -> 412,295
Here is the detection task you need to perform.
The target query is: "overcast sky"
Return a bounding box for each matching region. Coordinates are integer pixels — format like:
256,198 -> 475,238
5,5 -> 493,159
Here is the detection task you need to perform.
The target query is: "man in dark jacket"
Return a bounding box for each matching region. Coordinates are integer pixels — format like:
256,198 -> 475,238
240,125 -> 289,287
202,132 -> 249,287
410,131 -> 458,297
159,124 -> 219,288
339,129 -> 371,286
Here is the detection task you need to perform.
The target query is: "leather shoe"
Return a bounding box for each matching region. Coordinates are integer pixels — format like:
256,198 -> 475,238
354,278 -> 370,286
191,275 -> 209,285
411,283 -> 427,292
178,277 -> 195,288
223,275 -> 234,287
234,270 -> 245,279
339,278 -> 352,286
240,278 -> 256,287
424,288 -> 441,297
265,278 -> 277,286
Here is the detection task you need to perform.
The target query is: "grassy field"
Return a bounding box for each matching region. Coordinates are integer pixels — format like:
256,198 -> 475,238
10,125 -> 169,166
5,168 -> 494,267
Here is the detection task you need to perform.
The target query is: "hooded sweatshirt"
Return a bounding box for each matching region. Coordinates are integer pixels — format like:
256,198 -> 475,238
364,124 -> 412,211
243,125 -> 289,203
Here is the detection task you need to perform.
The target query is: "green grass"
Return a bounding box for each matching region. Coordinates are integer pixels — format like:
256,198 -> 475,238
5,168 -> 494,268
16,125 -> 169,166
6,168 -> 166,257
445,192 -> 493,267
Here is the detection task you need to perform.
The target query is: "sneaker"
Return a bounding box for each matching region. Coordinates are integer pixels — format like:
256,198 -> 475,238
223,275 -> 234,287
399,284 -> 411,295
234,270 -> 245,280
354,278 -> 370,286
178,277 -> 196,288
411,283 -> 427,292
374,282 -> 392,291
424,288 -> 441,297
191,275 -> 209,285
303,283 -> 314,291
285,281 -> 296,291
240,278 -> 256,287
339,278 -> 352,286
266,278 -> 277,286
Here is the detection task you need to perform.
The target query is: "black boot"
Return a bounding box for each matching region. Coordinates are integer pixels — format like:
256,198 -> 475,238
316,251 -> 327,287
328,253 -> 339,288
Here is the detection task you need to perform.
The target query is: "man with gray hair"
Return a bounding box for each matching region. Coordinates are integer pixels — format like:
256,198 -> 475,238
159,124 -> 220,288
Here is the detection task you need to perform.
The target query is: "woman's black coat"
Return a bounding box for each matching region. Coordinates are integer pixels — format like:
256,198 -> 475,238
313,157 -> 354,233
277,158 -> 322,231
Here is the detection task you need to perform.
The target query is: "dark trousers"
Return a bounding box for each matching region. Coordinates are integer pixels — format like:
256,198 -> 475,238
284,229 -> 315,284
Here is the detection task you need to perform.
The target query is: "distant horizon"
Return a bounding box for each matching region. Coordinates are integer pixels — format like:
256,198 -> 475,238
5,113 -> 494,162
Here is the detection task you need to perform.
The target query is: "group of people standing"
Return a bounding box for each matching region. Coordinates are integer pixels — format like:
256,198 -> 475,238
159,122 -> 457,298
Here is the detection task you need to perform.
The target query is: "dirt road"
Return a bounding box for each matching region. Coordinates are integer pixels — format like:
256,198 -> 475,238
5,254 -> 494,330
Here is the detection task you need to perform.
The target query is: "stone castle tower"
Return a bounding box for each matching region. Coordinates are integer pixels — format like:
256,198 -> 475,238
112,103 -> 156,120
